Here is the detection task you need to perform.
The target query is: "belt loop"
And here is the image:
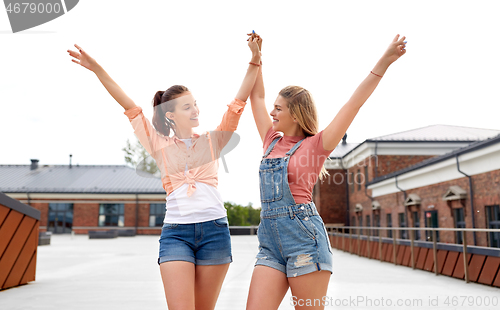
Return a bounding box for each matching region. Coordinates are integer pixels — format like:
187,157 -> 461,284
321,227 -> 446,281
288,206 -> 295,219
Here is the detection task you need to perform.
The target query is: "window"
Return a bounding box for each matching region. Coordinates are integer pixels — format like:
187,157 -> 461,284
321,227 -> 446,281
486,205 -> 500,248
99,204 -> 124,227
425,210 -> 439,242
454,208 -> 466,245
150,203 -> 166,227
366,215 -> 371,236
48,203 -> 73,234
412,211 -> 421,240
373,213 -> 380,236
386,213 -> 393,238
398,212 -> 407,239
351,216 -> 356,227
358,215 -> 363,235
364,166 -> 369,184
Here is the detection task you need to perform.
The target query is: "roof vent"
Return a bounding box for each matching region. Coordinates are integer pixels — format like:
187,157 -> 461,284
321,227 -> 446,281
442,186 -> 467,201
30,159 -> 39,170
342,133 -> 347,145
404,193 -> 421,206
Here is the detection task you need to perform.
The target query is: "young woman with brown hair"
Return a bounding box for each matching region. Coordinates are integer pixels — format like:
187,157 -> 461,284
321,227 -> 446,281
67,35 -> 261,310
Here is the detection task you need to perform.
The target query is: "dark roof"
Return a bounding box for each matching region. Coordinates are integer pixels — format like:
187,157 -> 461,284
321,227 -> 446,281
368,133 -> 500,186
0,164 -> 165,194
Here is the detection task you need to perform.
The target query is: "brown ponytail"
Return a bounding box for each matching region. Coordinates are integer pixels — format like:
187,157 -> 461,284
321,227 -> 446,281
152,85 -> 190,137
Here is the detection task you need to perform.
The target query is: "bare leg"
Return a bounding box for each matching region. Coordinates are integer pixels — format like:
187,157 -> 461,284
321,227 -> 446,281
160,261 -> 195,310
246,266 -> 289,310
194,263 -> 230,310
288,270 -> 331,310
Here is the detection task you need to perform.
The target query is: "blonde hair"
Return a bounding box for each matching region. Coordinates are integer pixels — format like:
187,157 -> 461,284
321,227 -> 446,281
279,86 -> 329,180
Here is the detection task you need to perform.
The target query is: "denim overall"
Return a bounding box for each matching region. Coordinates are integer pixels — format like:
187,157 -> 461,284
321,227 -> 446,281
255,137 -> 333,277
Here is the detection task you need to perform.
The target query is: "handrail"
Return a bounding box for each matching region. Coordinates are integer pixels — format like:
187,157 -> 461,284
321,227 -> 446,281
328,226 -> 500,232
326,225 -> 500,284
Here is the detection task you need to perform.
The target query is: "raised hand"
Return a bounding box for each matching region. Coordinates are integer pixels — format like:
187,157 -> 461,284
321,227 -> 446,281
247,31 -> 262,51
248,36 -> 261,57
67,44 -> 98,72
381,34 -> 407,65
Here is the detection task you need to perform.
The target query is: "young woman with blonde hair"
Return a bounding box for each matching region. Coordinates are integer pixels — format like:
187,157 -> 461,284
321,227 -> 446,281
246,33 -> 406,310
67,35 -> 261,310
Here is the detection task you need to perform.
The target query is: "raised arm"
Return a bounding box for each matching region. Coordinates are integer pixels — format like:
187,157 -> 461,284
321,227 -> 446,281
67,44 -> 136,111
248,34 -> 272,142
234,36 -> 262,102
322,35 -> 407,151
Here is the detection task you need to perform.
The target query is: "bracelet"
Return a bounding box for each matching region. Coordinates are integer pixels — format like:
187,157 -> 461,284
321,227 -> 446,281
249,62 -> 261,67
370,71 -> 383,78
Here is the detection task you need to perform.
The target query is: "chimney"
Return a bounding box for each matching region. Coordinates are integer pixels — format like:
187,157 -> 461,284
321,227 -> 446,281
69,154 -> 73,169
342,133 -> 347,145
30,159 -> 39,170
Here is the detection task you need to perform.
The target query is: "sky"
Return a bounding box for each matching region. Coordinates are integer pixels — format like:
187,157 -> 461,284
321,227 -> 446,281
1,0 -> 499,209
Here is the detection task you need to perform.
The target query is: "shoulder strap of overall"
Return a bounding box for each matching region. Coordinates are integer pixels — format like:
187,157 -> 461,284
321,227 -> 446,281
263,137 -> 281,158
285,139 -> 305,157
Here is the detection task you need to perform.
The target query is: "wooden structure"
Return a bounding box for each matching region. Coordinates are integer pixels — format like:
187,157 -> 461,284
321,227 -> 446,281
0,192 -> 40,290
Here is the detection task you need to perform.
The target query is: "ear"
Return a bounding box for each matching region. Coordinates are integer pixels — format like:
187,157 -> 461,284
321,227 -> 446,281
165,112 -> 174,120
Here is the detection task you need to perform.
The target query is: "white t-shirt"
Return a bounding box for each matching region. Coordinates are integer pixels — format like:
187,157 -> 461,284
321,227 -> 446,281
163,138 -> 226,224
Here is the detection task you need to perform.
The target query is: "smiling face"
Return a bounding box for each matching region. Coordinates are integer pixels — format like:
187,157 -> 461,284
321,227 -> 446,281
270,95 -> 300,135
165,92 -> 199,133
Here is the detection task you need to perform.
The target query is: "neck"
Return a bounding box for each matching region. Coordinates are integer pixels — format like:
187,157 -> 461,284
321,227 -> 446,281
282,124 -> 305,137
174,127 -> 194,139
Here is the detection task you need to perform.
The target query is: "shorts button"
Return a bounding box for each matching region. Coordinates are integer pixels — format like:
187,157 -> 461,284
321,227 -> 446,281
304,217 -> 309,221
300,206 -> 305,210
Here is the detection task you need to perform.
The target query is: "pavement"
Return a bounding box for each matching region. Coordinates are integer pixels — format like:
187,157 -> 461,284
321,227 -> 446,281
0,234 -> 499,310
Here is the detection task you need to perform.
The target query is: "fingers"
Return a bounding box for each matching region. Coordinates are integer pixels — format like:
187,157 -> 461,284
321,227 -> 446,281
67,49 -> 81,60
393,34 -> 400,42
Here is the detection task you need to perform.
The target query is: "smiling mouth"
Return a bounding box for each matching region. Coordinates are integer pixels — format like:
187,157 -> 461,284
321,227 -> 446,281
191,117 -> 199,120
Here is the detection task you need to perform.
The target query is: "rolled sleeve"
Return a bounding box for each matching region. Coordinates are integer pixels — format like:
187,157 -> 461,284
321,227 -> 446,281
215,98 -> 247,132
124,106 -> 143,120
227,98 -> 246,114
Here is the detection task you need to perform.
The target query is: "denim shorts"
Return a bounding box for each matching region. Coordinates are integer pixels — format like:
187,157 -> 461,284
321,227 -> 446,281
255,203 -> 333,277
158,216 -> 232,265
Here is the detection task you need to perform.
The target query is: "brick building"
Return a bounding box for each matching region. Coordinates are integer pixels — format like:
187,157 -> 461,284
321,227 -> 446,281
0,161 -> 166,235
314,125 -> 500,247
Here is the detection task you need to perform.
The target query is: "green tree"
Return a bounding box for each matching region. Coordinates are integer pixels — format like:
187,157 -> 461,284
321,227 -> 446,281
224,202 -> 261,226
122,138 -> 160,177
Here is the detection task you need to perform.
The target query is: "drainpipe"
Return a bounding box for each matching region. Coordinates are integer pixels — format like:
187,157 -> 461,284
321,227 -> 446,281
340,158 -> 350,227
395,176 -> 409,238
455,155 -> 477,246
135,194 -> 139,233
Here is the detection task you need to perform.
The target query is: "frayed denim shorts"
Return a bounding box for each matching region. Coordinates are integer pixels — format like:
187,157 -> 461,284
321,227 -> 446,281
158,216 -> 232,265
255,203 -> 333,277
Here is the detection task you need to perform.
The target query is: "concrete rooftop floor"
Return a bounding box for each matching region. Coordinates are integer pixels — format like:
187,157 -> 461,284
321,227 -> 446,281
1,234 -> 499,309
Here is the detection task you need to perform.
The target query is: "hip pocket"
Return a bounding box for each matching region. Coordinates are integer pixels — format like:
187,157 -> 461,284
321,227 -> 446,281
293,213 -> 317,240
259,166 -> 284,202
213,216 -> 229,227
162,223 -> 179,230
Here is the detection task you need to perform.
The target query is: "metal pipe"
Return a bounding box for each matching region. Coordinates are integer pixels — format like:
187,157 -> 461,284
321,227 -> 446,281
135,194 -> 139,232
395,176 -> 409,239
433,230 -> 438,275
455,155 -> 477,246
340,159 -> 350,227
462,230 -> 469,283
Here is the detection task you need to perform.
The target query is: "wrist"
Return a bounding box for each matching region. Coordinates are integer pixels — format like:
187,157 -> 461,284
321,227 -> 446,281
251,54 -> 261,63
